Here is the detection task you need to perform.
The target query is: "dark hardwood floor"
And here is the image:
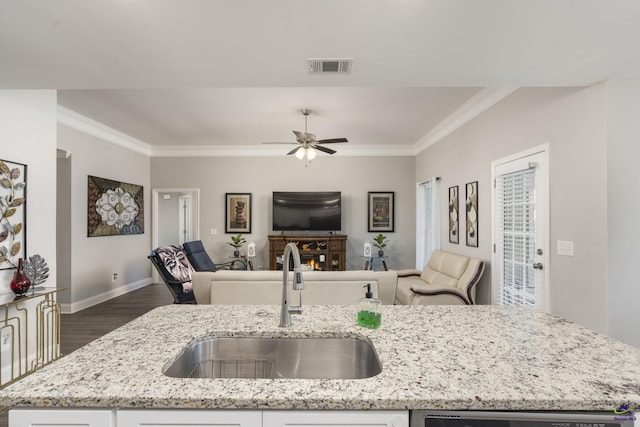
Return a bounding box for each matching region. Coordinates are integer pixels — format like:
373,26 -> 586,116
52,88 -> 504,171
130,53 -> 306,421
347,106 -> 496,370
60,282 -> 174,355
0,283 -> 173,426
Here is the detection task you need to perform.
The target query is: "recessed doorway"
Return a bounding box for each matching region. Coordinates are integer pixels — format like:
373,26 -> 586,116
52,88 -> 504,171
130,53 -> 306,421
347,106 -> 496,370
151,188 -> 200,281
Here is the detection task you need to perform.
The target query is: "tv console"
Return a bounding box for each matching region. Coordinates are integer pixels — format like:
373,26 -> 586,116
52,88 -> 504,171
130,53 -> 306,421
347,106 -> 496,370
268,234 -> 347,271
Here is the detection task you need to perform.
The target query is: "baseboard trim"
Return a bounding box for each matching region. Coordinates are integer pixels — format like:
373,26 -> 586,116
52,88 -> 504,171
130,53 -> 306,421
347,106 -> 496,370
60,278 -> 153,314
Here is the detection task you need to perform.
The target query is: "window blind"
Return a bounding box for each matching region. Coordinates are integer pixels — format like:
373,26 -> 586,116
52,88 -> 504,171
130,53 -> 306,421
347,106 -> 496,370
496,168 -> 536,306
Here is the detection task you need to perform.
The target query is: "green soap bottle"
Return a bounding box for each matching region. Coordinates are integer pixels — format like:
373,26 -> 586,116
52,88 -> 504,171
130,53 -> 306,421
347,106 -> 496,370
357,283 -> 381,329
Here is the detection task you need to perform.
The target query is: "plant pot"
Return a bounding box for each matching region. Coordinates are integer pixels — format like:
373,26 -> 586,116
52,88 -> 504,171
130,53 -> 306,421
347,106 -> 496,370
233,250 -> 240,257
378,250 -> 384,257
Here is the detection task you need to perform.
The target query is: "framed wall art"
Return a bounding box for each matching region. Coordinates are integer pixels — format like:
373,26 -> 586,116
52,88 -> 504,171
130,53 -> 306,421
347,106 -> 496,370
0,159 -> 27,269
226,193 -> 252,233
448,185 -> 459,244
465,181 -> 478,247
88,176 -> 144,237
368,191 -> 394,232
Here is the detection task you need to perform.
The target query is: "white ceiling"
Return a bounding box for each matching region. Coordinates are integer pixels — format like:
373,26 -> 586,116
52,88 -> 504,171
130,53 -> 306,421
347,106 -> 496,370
2,0 -> 639,156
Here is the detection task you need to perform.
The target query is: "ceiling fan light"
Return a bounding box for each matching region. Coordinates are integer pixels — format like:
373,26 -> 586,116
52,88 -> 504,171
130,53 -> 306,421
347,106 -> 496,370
306,148 -> 317,160
295,148 -> 306,159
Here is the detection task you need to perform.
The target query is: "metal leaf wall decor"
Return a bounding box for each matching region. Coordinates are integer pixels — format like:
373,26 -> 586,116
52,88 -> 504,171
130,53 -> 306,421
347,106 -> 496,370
0,158 -> 27,269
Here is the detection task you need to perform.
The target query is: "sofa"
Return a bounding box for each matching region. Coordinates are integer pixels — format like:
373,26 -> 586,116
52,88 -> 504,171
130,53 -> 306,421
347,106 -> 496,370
192,270 -> 398,306
394,250 -> 485,305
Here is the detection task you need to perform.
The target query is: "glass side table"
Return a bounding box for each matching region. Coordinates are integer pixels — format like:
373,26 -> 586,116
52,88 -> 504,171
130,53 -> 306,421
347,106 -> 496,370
361,256 -> 388,271
228,256 -> 254,271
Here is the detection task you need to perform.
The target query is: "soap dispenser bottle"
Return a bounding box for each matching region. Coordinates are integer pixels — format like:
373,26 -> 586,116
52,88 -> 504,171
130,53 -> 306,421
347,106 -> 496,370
357,283 -> 381,329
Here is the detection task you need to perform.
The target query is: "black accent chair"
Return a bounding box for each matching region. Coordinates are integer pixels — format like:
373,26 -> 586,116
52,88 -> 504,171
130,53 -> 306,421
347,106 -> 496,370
183,240 -> 237,271
148,250 -> 196,304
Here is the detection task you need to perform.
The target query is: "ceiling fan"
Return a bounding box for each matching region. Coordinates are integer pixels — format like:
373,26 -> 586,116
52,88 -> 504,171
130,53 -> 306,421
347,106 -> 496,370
263,109 -> 348,160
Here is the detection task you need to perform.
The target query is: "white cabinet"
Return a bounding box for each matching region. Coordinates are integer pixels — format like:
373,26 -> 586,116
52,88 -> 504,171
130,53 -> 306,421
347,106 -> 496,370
263,410 -> 408,427
9,408 -> 409,427
117,409 -> 261,426
9,408 -> 114,427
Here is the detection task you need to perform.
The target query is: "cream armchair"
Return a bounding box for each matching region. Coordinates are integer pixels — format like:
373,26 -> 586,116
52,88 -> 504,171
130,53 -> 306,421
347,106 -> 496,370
394,250 -> 485,305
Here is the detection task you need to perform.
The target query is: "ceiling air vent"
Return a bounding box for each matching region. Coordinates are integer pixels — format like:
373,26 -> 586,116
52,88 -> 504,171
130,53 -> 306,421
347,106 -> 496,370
308,58 -> 353,74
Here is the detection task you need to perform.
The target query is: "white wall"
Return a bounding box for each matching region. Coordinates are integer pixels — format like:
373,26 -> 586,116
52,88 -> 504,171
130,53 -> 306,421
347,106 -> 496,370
151,156 -> 416,271
57,125 -> 151,313
0,90 -> 58,383
0,91 -> 58,291
415,86 -> 609,334
606,80 -> 640,348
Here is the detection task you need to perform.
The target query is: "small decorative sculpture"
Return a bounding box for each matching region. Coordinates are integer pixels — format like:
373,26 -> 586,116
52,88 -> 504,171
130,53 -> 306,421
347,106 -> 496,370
234,201 -> 246,226
23,254 -> 49,288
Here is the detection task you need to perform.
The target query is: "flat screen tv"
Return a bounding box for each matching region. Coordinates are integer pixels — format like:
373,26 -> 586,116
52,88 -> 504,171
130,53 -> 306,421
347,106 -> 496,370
272,191 -> 342,232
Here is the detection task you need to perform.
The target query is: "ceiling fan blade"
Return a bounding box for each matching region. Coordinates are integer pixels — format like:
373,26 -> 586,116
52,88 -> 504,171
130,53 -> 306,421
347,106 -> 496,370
317,137 -> 348,144
313,145 -> 337,155
287,146 -> 302,156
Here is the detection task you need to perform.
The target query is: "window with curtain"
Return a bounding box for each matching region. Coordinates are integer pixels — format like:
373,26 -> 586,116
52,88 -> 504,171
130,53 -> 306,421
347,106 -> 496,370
416,178 -> 440,269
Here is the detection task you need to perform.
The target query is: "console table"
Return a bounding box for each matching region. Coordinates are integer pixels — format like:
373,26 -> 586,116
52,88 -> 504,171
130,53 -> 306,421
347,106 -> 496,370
268,234 -> 347,271
0,287 -> 62,387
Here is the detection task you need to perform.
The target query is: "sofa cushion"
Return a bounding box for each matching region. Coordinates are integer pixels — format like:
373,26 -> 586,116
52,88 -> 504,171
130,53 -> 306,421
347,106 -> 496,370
395,279 -> 419,305
421,251 -> 470,290
208,280 -> 380,305
192,270 -> 398,305
410,282 -> 469,304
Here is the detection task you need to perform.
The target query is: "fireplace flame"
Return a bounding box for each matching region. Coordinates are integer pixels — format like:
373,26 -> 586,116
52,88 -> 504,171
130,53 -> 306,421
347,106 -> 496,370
303,258 -> 322,271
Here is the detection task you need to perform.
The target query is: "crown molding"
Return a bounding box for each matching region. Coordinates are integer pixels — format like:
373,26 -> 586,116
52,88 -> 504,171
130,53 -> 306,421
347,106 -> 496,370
57,106 -> 152,157
56,148 -> 71,159
58,87 -> 517,159
150,144 -> 416,158
413,86 -> 519,155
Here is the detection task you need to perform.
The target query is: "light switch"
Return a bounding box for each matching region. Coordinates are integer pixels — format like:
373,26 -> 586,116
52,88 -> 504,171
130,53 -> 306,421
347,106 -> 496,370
557,240 -> 574,256
210,228 -> 217,235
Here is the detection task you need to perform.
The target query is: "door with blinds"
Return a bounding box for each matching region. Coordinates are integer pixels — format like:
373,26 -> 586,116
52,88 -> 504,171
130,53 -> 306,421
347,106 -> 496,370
492,147 -> 549,311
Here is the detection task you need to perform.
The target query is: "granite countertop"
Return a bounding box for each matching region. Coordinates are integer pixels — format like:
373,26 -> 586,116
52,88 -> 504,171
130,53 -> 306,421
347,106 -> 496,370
1,304 -> 639,411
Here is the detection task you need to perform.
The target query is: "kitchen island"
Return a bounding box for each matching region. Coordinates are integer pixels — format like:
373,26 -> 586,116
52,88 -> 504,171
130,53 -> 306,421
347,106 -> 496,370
0,304 -> 639,420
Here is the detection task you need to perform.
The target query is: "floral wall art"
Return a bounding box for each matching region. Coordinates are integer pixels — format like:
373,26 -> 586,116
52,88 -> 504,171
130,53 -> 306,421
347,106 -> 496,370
0,159 -> 27,269
465,181 -> 478,247
88,176 -> 144,237
448,185 -> 459,244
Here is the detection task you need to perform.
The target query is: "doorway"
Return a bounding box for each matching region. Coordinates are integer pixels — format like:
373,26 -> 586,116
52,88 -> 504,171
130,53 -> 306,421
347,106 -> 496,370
491,145 -> 549,311
151,188 -> 200,283
178,194 -> 192,244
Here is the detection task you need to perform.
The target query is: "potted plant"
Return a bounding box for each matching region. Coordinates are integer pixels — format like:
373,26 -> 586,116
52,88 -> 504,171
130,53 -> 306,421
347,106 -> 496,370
371,234 -> 389,257
227,234 -> 247,257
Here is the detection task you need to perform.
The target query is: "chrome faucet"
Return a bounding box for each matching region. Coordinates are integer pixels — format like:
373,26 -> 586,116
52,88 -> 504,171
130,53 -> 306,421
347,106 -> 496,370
280,242 -> 305,328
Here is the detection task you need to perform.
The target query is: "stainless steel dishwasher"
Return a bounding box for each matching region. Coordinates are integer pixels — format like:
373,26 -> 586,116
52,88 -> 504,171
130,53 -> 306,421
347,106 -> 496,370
411,410 -> 638,427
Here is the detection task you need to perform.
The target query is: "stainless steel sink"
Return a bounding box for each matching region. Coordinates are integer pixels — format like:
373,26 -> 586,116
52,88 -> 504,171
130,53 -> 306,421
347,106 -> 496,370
163,337 -> 382,379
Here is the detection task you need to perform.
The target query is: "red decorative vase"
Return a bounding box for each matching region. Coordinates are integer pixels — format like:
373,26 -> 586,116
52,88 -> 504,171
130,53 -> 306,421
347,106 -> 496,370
10,258 -> 31,296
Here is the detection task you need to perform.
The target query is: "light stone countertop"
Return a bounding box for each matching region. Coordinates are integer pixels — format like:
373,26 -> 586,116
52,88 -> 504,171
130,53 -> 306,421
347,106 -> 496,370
0,304 -> 639,411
